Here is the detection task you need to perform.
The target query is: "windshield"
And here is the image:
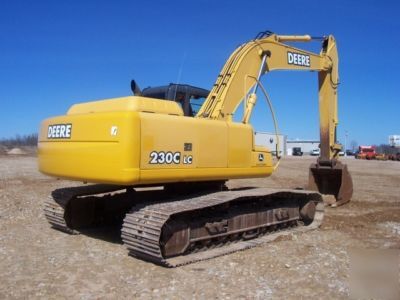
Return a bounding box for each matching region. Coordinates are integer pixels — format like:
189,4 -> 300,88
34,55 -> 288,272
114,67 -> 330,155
190,96 -> 206,116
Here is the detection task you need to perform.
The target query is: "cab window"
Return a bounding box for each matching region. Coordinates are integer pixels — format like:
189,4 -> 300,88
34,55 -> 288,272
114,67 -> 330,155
189,95 -> 206,116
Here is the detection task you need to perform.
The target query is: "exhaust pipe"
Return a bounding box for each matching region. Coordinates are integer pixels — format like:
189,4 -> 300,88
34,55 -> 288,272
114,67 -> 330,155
130,80 -> 142,96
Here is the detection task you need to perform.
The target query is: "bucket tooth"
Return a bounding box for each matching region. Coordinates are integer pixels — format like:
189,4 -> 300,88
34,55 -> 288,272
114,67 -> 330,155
308,160 -> 353,207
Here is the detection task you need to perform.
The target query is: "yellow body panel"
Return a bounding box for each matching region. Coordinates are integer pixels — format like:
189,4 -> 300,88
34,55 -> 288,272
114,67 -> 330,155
38,111 -> 141,184
68,96 -> 184,116
139,113 -> 228,169
38,97 -> 273,185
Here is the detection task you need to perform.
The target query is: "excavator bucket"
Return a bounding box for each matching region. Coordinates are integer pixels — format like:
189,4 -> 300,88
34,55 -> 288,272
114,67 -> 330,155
308,160 -> 353,207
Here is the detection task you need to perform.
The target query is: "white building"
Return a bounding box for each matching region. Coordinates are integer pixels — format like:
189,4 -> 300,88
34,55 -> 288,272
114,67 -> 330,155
389,135 -> 400,148
254,132 -> 286,157
286,139 -> 319,155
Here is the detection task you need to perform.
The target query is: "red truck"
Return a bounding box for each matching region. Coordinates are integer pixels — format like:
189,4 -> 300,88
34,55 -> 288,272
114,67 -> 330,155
356,146 -> 377,160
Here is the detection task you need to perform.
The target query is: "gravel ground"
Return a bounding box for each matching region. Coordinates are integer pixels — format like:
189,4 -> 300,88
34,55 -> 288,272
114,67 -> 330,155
0,155 -> 399,299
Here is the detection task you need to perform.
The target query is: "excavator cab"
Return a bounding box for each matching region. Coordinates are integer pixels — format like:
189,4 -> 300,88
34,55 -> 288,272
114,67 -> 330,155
131,81 -> 209,117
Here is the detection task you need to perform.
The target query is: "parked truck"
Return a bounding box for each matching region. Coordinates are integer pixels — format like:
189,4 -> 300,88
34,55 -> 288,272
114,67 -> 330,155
356,146 -> 377,160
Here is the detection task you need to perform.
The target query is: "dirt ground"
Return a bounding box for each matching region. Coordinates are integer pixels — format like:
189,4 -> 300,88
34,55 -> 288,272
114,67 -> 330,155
0,155 -> 399,299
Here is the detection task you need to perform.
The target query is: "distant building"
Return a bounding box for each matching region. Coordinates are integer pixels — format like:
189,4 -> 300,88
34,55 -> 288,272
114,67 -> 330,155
286,139 -> 319,155
254,132 -> 286,157
389,135 -> 400,148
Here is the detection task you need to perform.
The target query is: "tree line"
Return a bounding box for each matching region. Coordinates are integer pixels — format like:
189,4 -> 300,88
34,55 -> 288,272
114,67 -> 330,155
0,134 -> 38,147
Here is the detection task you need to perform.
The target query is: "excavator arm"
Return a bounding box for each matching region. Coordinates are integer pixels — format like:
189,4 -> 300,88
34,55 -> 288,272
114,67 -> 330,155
198,32 -> 353,206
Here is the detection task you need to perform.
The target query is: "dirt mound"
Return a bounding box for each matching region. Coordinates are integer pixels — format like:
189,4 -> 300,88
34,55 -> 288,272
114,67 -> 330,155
7,147 -> 27,155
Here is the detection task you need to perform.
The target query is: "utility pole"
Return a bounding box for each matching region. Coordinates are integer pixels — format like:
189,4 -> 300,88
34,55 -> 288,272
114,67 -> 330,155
344,130 -> 348,157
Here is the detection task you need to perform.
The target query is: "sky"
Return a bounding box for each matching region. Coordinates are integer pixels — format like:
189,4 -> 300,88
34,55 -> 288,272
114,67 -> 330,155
1,0 -> 399,146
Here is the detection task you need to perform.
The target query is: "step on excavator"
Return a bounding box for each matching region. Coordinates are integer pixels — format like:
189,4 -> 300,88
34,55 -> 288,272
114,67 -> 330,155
38,31 -> 353,266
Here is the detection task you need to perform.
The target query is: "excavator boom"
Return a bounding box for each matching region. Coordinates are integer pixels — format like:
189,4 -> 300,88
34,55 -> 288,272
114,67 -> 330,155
198,31 -> 353,205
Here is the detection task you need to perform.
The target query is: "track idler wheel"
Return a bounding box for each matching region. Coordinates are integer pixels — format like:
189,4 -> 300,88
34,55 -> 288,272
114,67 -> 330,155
299,201 -> 316,225
308,159 -> 353,207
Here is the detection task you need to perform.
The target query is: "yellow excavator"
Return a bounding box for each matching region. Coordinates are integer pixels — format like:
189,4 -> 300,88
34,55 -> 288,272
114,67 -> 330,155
38,31 -> 353,266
